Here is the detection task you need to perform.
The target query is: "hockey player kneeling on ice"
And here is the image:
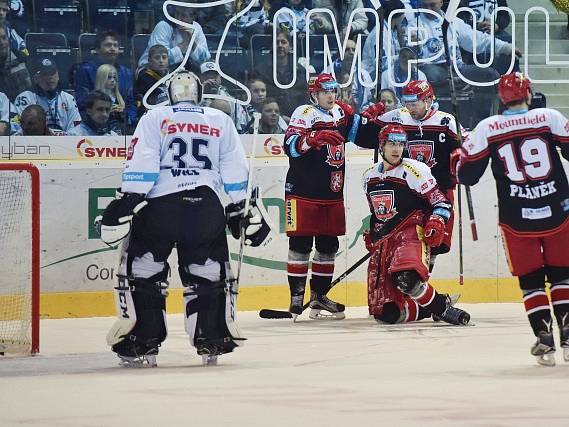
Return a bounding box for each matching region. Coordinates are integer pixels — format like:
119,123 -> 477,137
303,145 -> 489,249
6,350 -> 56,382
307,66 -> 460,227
458,73 -> 569,366
363,124 -> 470,326
99,70 -> 268,367
283,73 -> 386,321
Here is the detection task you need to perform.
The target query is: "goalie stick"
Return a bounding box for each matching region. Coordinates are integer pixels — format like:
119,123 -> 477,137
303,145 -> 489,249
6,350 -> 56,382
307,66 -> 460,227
236,112 -> 261,286
259,252 -> 371,319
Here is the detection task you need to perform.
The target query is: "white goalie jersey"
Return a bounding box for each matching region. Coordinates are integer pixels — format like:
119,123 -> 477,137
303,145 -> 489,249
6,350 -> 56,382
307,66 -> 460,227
122,103 -> 249,203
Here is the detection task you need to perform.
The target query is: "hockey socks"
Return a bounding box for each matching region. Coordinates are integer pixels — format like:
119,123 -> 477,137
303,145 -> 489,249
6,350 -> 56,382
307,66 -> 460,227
402,298 -> 431,322
522,289 -> 554,337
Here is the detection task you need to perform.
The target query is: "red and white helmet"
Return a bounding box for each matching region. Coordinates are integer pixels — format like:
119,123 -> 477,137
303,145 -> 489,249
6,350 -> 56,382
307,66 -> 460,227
378,123 -> 408,150
308,73 -> 338,100
498,72 -> 532,105
401,80 -> 435,103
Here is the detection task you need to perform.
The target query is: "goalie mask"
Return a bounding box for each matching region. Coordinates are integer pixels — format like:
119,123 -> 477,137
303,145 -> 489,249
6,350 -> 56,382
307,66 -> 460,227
167,70 -> 203,105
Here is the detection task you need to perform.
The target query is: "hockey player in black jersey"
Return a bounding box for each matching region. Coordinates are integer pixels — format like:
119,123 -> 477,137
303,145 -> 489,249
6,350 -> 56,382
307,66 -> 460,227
370,80 -> 465,270
458,72 -> 569,366
283,73 -> 383,320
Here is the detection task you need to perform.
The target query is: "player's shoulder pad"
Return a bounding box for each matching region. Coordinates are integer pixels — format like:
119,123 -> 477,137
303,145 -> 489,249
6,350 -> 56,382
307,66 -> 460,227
401,158 -> 429,179
289,104 -> 316,127
380,108 -> 405,124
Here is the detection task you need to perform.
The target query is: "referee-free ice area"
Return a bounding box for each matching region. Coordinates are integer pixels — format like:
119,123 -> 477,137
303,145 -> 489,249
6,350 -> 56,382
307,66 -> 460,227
1,304 -> 568,427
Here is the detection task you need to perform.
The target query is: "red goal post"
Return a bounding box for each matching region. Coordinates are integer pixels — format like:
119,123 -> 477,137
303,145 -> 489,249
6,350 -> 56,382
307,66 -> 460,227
0,163 -> 40,354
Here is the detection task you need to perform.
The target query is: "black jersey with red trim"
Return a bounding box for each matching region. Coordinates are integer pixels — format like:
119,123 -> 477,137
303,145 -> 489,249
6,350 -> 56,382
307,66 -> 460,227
283,103 -> 376,201
362,158 -> 451,241
376,107 -> 463,191
458,108 -> 569,235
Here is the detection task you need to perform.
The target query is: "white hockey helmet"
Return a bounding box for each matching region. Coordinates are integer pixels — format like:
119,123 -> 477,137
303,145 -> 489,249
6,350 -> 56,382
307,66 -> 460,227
166,70 -> 203,105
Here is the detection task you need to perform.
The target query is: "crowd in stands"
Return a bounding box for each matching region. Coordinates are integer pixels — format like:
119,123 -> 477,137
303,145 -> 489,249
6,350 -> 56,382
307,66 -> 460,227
0,0 -> 527,136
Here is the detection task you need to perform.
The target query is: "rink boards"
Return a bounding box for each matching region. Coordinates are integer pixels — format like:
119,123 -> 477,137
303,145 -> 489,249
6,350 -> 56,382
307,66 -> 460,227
1,134 -> 549,318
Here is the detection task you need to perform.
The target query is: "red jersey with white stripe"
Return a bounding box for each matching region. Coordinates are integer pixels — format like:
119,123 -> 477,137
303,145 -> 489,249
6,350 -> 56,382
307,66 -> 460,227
375,107 -> 463,191
458,108 -> 569,236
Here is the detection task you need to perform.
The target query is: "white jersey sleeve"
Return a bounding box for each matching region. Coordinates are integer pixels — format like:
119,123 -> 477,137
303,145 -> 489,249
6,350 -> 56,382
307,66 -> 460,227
401,159 -> 438,195
218,112 -> 249,203
547,108 -> 569,142
121,111 -> 161,195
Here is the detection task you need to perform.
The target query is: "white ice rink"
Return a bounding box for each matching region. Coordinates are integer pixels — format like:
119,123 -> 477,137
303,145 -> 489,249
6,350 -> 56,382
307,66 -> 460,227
1,304 -> 568,427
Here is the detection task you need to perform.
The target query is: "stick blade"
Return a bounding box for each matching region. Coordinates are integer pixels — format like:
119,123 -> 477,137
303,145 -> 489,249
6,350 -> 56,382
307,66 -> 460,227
259,309 -> 293,319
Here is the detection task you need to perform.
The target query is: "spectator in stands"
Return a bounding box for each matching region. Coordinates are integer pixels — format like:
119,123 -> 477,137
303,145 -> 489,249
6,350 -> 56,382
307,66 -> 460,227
310,0 -> 368,37
95,64 -> 128,135
407,0 -> 520,122
68,91 -> 117,136
0,119 -> 8,135
378,88 -> 399,112
0,0 -> 27,63
243,76 -> 289,133
209,98 -> 232,116
74,30 -> 136,127
224,0 -> 272,47
195,0 -> 229,35
135,44 -> 169,114
257,29 -> 312,117
276,0 -> 311,35
457,0 -> 517,74
381,46 -> 427,99
256,97 -> 286,134
200,60 -> 248,132
15,104 -> 53,136
0,25 -> 29,100
330,38 -> 374,112
14,58 -> 81,134
8,0 -> 26,35
362,1 -> 406,81
138,4 -> 210,73
458,0 -> 512,43
0,89 -> 15,121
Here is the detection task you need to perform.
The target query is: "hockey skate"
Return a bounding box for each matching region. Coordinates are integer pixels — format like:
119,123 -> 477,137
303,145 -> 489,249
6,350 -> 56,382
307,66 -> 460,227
117,347 -> 159,368
432,294 -> 460,322
289,295 -> 305,322
531,331 -> 556,367
559,323 -> 569,363
308,292 -> 345,320
436,301 -> 470,326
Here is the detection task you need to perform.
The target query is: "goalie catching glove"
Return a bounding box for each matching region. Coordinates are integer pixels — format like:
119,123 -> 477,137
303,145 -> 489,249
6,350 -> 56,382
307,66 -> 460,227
226,187 -> 271,247
95,191 -> 148,244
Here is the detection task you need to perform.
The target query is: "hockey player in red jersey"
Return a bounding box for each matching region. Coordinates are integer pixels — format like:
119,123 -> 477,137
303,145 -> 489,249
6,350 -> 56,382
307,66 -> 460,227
283,73 -> 382,320
367,80 -> 464,270
363,124 -> 470,326
458,73 -> 569,366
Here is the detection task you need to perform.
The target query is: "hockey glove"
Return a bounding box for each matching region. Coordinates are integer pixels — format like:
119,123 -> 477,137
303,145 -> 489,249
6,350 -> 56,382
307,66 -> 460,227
226,188 -> 272,247
304,129 -> 344,150
99,192 -> 147,244
449,147 -> 464,186
361,102 -> 386,123
424,215 -> 446,248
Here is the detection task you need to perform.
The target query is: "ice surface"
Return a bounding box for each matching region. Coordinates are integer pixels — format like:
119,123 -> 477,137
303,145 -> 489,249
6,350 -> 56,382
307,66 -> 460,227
1,304 -> 568,427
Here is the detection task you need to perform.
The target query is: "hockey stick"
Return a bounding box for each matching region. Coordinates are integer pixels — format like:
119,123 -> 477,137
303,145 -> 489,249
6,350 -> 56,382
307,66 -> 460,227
371,0 -> 386,163
236,112 -> 261,286
440,0 -> 479,285
259,252 -> 372,319
441,1 -> 478,243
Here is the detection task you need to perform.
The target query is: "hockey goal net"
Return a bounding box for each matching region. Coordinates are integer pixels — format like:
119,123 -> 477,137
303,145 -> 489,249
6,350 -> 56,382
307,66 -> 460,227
0,163 -> 40,354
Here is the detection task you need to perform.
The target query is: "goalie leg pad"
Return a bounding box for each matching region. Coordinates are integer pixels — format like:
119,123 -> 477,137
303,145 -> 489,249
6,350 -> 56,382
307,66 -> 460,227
108,267 -> 169,357
182,260 -> 244,356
